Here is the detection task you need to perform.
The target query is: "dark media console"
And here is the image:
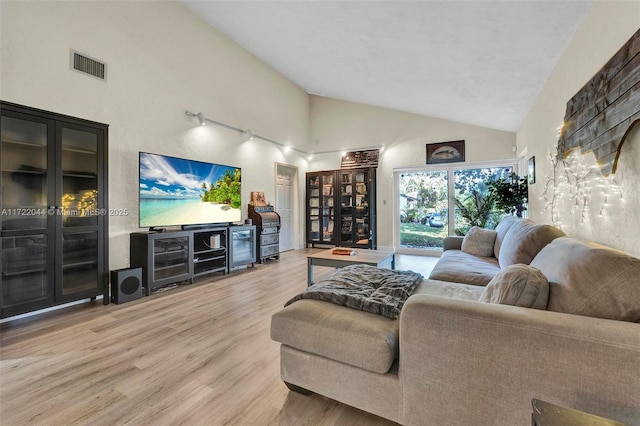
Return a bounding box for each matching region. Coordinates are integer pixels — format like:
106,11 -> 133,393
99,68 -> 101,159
130,225 -> 256,295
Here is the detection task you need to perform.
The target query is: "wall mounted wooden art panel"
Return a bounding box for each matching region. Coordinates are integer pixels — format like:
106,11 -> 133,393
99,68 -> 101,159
557,28 -> 640,176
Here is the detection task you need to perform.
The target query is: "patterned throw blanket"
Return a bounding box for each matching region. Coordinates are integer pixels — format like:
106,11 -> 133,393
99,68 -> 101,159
285,264 -> 423,319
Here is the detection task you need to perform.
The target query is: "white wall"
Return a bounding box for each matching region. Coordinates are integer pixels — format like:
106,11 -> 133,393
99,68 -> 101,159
309,96 -> 516,247
0,1 -> 311,269
517,0 -> 640,256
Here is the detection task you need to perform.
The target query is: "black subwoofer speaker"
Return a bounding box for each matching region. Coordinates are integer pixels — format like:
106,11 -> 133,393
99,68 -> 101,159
111,267 -> 143,304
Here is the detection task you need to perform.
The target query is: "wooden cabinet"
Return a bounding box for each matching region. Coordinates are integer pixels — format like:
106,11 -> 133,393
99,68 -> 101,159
1,101 -> 109,318
306,168 -> 376,249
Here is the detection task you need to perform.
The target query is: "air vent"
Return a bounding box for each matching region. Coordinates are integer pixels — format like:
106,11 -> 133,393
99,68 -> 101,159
70,50 -> 106,80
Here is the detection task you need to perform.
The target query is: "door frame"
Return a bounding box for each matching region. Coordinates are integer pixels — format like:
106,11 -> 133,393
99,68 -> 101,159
274,162 -> 299,252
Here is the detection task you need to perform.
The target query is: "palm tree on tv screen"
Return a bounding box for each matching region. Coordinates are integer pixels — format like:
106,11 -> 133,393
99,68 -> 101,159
201,169 -> 241,208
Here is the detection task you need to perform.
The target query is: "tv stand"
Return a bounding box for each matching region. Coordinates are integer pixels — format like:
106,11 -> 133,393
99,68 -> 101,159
130,225 -> 254,295
181,223 -> 232,231
130,228 -> 226,294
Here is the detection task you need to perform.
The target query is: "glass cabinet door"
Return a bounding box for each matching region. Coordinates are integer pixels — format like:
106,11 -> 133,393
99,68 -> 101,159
58,124 -> 103,299
308,174 -> 320,242
354,170 -> 370,245
153,236 -> 189,281
321,173 -> 335,242
1,113 -> 53,310
339,171 -> 354,244
231,228 -> 255,266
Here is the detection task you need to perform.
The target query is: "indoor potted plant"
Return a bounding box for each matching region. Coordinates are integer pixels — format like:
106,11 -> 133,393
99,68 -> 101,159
487,172 -> 528,218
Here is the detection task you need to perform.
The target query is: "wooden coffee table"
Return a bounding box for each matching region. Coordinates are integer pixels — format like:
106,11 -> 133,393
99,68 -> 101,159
531,398 -> 625,426
307,247 -> 396,285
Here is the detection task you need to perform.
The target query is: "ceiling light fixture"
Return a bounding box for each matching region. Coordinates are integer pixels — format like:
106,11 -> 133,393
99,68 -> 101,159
185,110 -> 378,159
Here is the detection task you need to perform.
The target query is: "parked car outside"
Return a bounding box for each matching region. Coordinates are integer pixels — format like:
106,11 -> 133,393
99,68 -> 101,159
421,212 -> 444,228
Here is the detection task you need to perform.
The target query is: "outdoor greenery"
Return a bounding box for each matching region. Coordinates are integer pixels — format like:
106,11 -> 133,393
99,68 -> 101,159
400,223 -> 448,248
454,185 -> 500,231
201,169 -> 242,208
487,172 -> 528,218
399,171 -> 448,224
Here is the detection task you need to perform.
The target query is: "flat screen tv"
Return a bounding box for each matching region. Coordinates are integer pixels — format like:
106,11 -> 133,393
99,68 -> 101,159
139,152 -> 241,228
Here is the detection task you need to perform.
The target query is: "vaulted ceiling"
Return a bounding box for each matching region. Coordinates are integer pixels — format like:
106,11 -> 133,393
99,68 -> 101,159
181,1 -> 593,132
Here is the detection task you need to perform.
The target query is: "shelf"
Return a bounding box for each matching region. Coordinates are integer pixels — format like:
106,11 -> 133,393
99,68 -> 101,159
63,172 -> 97,179
62,147 -> 96,155
62,260 -> 97,269
193,266 -> 226,276
193,247 -> 225,255
155,248 -> 188,255
1,137 -> 46,148
154,262 -> 188,272
193,255 -> 225,263
2,267 -> 47,277
2,169 -> 46,175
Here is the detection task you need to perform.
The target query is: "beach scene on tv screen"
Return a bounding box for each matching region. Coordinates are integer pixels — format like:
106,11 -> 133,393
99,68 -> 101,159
139,152 -> 241,227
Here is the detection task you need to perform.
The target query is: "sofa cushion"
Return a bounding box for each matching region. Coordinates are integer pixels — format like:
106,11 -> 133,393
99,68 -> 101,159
414,279 -> 485,301
429,249 -> 500,286
478,264 -> 549,309
531,237 -> 640,322
271,299 -> 398,374
493,215 -> 520,259
462,226 -> 497,257
498,220 -> 565,268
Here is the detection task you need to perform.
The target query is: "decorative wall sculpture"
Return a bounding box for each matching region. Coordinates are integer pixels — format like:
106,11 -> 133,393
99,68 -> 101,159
557,28 -> 640,176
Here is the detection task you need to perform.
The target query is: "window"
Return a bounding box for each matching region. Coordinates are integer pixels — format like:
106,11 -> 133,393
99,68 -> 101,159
395,159 -> 522,255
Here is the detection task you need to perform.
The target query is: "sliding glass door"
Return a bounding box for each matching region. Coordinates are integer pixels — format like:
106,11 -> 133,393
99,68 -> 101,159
398,171 -> 448,249
395,160 -> 522,254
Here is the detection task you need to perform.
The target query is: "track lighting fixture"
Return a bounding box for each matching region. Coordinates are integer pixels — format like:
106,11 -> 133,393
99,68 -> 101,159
184,110 -> 385,160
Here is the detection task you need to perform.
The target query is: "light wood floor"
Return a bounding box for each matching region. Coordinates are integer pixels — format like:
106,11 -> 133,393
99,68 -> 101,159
0,249 -> 437,426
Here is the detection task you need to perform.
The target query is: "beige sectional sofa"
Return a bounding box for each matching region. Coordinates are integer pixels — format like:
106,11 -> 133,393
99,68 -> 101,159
271,217 -> 640,425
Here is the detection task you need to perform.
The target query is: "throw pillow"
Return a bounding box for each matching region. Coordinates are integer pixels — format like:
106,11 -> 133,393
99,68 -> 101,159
478,264 -> 549,309
461,226 -> 498,257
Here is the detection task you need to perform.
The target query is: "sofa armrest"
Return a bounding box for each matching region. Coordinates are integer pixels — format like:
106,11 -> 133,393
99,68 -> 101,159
399,295 -> 640,426
442,236 -> 463,251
